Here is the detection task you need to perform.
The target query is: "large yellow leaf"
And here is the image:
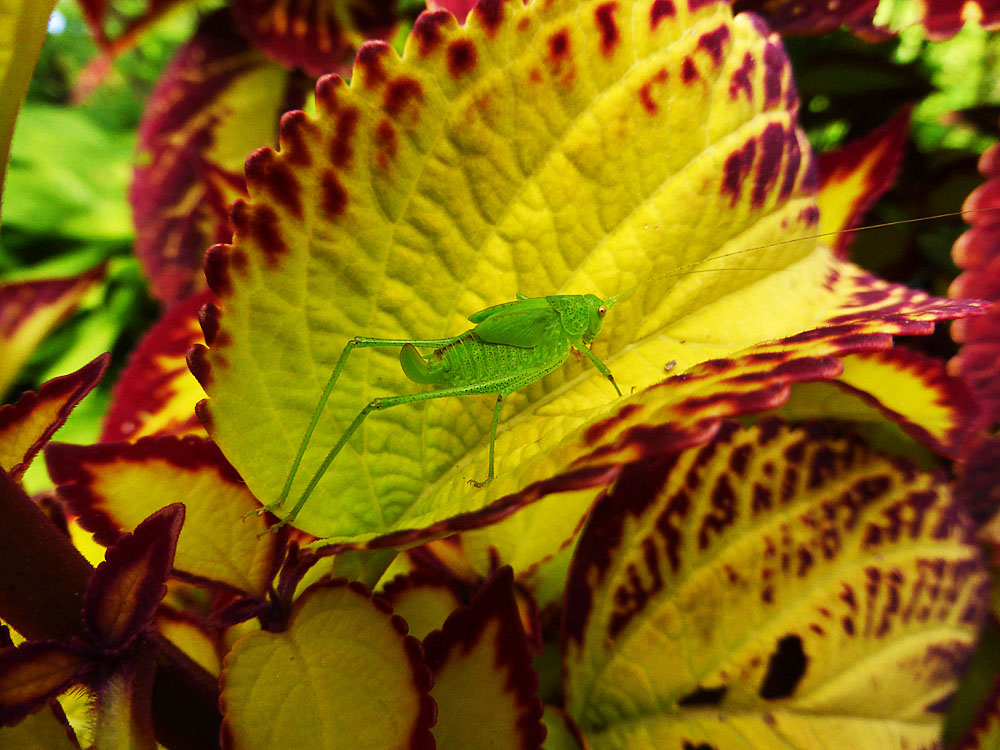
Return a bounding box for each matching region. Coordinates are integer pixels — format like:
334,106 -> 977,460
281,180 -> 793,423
195,0 -> 977,545
562,419 -> 987,749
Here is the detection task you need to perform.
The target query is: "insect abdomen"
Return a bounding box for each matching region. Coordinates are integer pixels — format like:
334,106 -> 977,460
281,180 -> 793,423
422,331 -> 569,392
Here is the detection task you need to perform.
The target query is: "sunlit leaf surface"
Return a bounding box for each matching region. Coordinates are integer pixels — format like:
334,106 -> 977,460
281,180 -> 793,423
562,419 -> 987,749
197,0 -> 982,547
220,581 -> 434,748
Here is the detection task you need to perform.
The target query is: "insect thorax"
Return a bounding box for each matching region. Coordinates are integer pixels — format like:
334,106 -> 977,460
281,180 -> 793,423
545,294 -> 593,337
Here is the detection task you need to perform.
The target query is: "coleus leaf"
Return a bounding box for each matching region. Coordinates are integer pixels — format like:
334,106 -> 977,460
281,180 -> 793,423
816,107 -> 912,258
101,293 -> 211,442
131,11 -> 293,303
195,0 -> 985,547
82,504 -> 185,652
220,580 -> 435,748
0,355 -> 109,480
0,700 -> 82,749
0,0 -> 55,214
48,437 -> 276,597
562,419 -> 987,748
380,568 -> 466,640
423,567 -> 545,748
0,268 -> 104,401
0,642 -> 88,728
232,0 -> 398,77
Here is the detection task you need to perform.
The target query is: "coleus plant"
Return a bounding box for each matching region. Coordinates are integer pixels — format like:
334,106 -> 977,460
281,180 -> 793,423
1,0 -> 1000,748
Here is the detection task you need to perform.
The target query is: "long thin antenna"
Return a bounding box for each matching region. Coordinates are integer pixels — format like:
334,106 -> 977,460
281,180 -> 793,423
604,206 -> 1000,308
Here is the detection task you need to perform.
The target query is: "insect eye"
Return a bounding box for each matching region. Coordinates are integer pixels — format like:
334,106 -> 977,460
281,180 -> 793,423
598,306 -> 607,316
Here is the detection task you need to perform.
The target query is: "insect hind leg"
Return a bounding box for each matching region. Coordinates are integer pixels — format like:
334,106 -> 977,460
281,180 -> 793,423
469,392 -> 506,488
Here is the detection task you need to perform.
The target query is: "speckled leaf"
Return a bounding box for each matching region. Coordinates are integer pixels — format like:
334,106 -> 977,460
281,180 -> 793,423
196,0 -> 985,547
0,355 -> 109,480
562,419 -> 987,749
102,293 -> 211,442
47,437 -> 276,597
0,269 -> 103,400
232,0 -> 397,77
220,580 -> 435,749
83,504 -> 184,651
131,11 -> 292,303
423,567 -> 545,749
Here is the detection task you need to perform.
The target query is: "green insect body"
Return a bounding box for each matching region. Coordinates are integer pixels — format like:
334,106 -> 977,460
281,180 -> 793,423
266,292 -> 621,528
261,208 -> 992,530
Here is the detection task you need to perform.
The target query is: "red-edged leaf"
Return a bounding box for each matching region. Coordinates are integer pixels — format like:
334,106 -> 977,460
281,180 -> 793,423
0,354 -> 109,479
952,142 -> 1000,427
231,0 -> 397,77
0,642 -> 88,727
48,437 -> 277,597
920,0 -> 1000,40
83,505 -> 185,652
102,293 -> 211,442
423,567 -> 545,749
380,568 -> 467,641
816,107 -> 912,258
832,348 -> 983,459
0,268 -> 103,399
130,10 -> 293,303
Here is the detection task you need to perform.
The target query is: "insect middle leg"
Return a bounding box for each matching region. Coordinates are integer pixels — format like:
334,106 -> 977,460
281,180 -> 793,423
267,335 -> 458,516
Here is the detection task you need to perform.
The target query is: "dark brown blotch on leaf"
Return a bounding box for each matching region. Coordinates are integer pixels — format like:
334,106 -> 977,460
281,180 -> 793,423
447,39 -> 478,78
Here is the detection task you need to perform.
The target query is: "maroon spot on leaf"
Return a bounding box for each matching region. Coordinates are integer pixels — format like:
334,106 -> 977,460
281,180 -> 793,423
203,245 -> 233,298
229,198 -> 249,233
199,301 -> 221,346
687,0 -> 717,10
729,51 -> 754,101
473,0 -> 505,35
763,41 -> 785,109
375,120 -> 398,170
761,585 -> 774,603
752,122 -> 785,207
355,41 -> 391,87
638,68 -> 669,115
681,741 -> 716,750
321,170 -> 349,217
759,634 -> 806,699
413,9 -> 452,55
721,138 -> 756,206
650,0 -> 675,29
752,483 -> 772,514
697,25 -> 729,66
729,444 -> 751,476
245,148 -> 303,220
778,131 -> 802,200
528,68 -> 542,84
549,29 -> 570,63
249,205 -> 288,264
315,73 -> 346,114
594,2 -> 619,55
796,547 -> 814,577
697,475 -> 737,549
607,536 -> 664,638
331,106 -> 359,169
279,110 -> 317,167
384,77 -> 424,117
677,684 -> 727,707
187,345 -> 213,389
840,583 -> 857,610
447,39 -> 477,78
681,56 -> 699,83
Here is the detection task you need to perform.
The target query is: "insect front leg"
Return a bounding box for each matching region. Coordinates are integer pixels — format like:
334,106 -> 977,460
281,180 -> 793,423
574,340 -> 622,397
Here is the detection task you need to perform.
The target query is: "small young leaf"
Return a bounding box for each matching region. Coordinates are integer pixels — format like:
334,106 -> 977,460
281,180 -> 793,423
83,505 -> 185,652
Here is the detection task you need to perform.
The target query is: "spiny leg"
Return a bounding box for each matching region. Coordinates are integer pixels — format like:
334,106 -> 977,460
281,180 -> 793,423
260,334 -> 458,518
275,379 -> 517,529
469,392 -> 506,488
575,339 -> 622,397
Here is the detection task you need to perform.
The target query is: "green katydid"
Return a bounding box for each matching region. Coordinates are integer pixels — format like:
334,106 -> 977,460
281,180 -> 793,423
259,209 -> 994,530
